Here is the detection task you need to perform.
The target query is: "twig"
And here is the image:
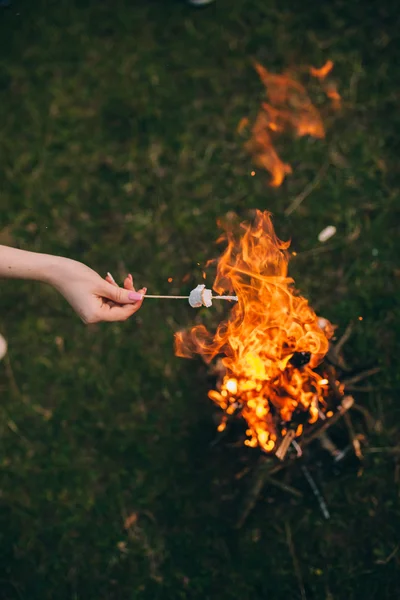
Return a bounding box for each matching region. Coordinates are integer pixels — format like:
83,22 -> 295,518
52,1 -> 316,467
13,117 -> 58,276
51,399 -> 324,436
3,354 -> 21,400
351,403 -> 376,432
264,475 -> 303,498
325,365 -> 345,401
301,396 -> 355,449
292,241 -> 343,259
276,430 -> 296,460
235,466 -> 252,480
343,412 -> 363,458
285,521 -> 307,600
285,161 -> 329,216
343,385 -> 375,393
235,457 -> 272,528
301,465 -> 330,520
333,321 -> 354,357
342,367 -> 381,387
326,323 -> 354,372
375,546 -> 399,565
318,431 -> 341,458
365,447 -> 400,455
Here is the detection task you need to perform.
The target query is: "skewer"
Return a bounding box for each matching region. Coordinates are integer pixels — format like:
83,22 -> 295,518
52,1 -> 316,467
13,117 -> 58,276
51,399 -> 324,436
143,294 -> 238,301
105,274 -> 238,306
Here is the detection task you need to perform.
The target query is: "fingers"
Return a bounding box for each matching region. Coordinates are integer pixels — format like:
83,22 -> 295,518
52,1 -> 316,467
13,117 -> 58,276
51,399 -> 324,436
102,278 -> 144,304
105,272 -> 118,287
100,302 -> 143,322
124,274 -> 134,291
105,273 -> 137,293
100,286 -> 146,321
100,274 -> 146,322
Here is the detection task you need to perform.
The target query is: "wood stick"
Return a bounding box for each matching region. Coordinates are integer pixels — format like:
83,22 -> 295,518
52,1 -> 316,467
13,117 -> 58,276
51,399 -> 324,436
343,411 -> 363,459
300,396 -> 354,450
285,522 -> 307,600
235,457 -> 272,528
342,367 -> 381,387
301,465 -> 330,519
365,447 -> 400,455
351,403 -> 376,432
143,294 -> 238,301
333,321 -> 354,356
285,160 -> 329,216
265,475 -> 303,498
276,430 -> 296,461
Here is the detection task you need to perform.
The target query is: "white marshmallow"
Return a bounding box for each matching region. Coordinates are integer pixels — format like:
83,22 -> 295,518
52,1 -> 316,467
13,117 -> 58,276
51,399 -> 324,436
318,225 -> 336,243
202,287 -> 213,307
189,285 -> 213,308
0,334 -> 7,361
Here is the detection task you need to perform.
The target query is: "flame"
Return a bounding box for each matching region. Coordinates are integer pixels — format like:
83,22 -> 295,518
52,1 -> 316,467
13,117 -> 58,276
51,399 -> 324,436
244,112 -> 292,187
254,63 -> 325,139
176,211 -> 334,453
242,61 -> 341,186
309,60 -> 334,79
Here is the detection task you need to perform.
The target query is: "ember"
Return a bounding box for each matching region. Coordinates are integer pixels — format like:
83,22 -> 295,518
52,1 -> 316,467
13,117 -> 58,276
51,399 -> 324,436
241,60 -> 341,186
175,210 -> 342,457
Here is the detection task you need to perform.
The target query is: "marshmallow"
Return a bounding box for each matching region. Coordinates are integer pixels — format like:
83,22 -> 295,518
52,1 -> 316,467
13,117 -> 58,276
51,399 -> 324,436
189,285 -> 213,308
318,225 -> 336,243
0,334 -> 7,361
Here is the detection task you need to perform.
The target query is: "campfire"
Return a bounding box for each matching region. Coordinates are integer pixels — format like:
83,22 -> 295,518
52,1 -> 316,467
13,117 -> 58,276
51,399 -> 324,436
176,211 -> 375,524
176,210 -> 342,457
239,60 -> 341,186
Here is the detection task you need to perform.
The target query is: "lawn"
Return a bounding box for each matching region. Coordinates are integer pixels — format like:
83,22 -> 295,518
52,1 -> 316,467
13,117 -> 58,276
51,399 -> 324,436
0,0 -> 400,598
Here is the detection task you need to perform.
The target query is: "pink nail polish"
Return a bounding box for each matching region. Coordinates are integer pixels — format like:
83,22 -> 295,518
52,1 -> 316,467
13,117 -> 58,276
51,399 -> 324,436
128,291 -> 143,301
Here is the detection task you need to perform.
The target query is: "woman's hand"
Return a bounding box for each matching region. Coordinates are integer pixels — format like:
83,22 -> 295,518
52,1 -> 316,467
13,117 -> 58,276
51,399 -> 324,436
48,257 -> 146,324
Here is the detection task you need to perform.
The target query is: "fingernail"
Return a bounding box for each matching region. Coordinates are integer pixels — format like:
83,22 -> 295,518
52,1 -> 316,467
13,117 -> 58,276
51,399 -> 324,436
128,291 -> 144,301
107,272 -> 116,283
129,274 -> 133,281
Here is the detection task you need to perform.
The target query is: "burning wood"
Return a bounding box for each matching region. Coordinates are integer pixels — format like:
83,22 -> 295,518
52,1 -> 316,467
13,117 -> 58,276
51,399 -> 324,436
175,210 -> 344,457
240,60 -> 341,186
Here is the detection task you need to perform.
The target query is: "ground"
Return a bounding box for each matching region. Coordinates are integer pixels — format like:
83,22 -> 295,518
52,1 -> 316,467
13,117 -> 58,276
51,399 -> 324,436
0,1 -> 400,598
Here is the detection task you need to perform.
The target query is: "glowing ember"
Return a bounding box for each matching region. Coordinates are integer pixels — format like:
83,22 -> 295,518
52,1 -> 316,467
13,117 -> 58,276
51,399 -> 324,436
241,60 -> 341,186
175,211 -> 338,454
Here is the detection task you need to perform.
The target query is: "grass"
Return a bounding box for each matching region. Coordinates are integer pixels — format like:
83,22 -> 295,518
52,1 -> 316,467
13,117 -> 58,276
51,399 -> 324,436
0,0 -> 400,598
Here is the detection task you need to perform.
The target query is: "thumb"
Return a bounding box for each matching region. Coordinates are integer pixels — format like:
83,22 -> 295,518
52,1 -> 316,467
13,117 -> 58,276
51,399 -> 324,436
103,281 -> 144,304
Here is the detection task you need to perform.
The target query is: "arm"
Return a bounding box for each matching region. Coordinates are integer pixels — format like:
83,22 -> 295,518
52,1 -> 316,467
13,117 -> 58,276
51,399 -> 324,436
0,245 -> 145,323
0,245 -> 59,282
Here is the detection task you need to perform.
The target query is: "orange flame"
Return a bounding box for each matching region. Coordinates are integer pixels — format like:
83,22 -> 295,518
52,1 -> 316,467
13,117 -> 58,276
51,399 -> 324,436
242,61 -> 341,186
309,60 -> 334,79
175,211 -> 333,453
245,112 -> 292,187
254,63 -> 326,139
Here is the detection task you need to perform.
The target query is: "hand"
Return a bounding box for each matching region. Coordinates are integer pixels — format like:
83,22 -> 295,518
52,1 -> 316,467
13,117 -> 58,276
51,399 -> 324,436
48,257 -> 146,324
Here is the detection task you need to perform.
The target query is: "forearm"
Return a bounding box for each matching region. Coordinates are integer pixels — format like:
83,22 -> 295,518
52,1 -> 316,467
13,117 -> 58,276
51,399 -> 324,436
0,245 -> 60,284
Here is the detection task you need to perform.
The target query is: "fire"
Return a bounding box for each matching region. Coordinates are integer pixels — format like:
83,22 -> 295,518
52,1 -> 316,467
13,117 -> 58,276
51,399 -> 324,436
241,60 -> 341,186
309,60 -> 334,79
175,211 -> 335,454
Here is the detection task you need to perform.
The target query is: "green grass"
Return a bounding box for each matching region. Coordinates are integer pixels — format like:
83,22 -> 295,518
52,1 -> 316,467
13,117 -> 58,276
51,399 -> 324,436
1,0 -> 400,598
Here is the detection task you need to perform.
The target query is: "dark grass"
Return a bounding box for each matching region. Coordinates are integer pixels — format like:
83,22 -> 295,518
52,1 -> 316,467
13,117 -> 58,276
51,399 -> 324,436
1,0 -> 400,598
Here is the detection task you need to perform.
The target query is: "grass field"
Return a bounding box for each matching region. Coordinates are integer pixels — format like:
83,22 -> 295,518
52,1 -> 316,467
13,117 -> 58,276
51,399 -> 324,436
1,1 -> 400,598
